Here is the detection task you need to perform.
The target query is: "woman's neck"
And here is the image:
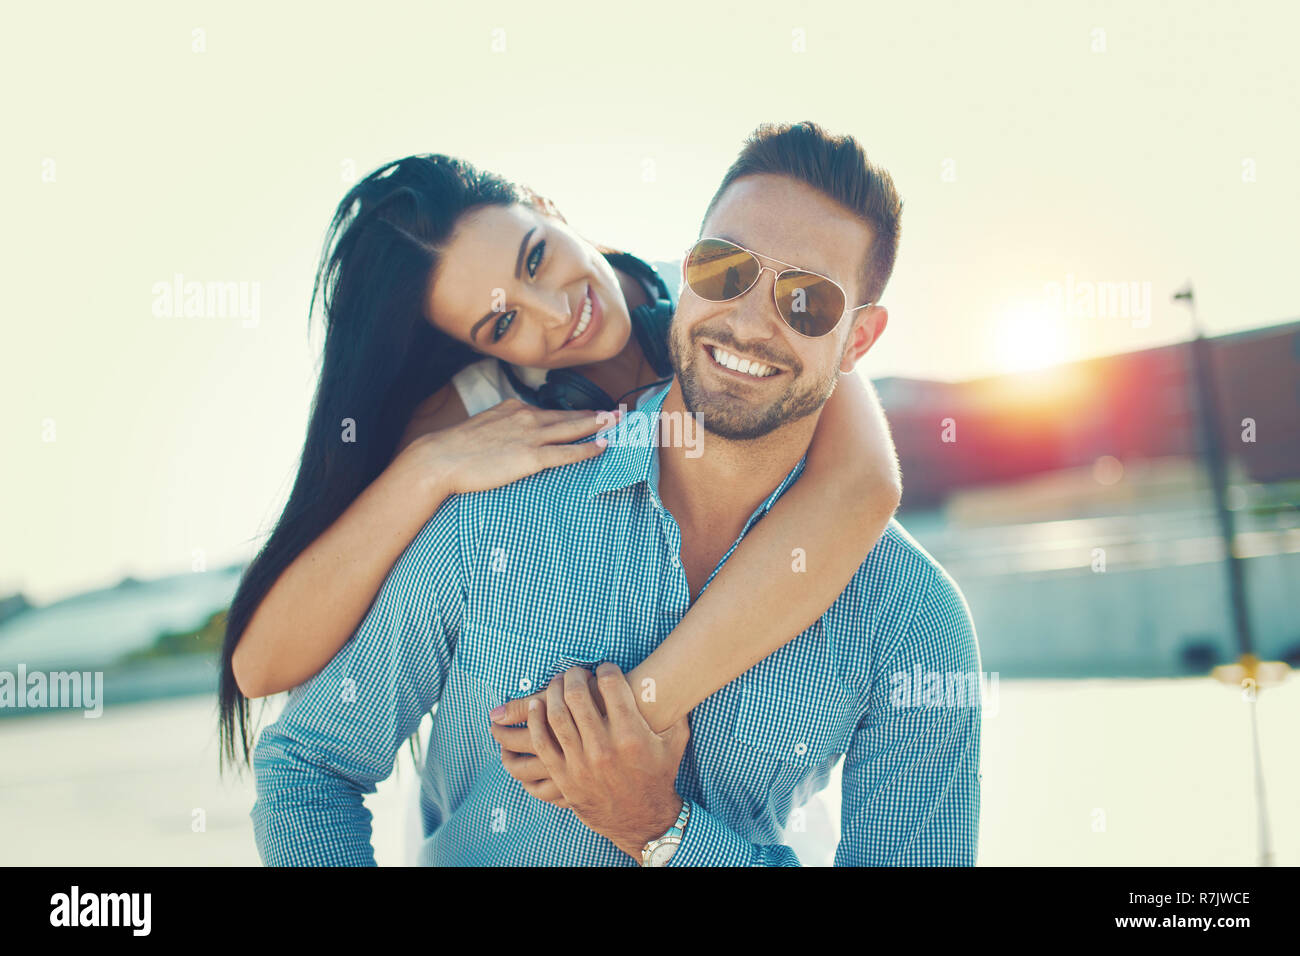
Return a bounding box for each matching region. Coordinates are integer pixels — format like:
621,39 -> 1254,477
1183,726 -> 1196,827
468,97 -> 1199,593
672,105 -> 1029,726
571,265 -> 661,407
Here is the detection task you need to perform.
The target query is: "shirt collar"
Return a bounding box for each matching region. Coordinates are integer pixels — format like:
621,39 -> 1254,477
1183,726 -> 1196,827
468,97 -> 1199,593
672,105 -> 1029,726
586,383 -> 810,529
586,383 -> 669,499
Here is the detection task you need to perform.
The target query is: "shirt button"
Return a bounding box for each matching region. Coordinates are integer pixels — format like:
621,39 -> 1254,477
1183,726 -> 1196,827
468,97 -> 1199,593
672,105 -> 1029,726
671,554 -> 682,568
794,742 -> 808,757
519,677 -> 532,693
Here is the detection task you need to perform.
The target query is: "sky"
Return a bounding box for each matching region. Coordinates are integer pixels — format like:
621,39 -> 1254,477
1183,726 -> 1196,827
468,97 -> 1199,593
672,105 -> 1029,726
3,0 -> 1298,601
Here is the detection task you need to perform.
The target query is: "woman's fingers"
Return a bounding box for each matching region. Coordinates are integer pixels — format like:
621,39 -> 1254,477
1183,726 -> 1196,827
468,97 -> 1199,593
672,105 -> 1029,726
489,676 -> 606,730
512,405 -> 613,429
537,409 -> 622,444
433,401 -> 626,493
500,740 -> 567,807
518,777 -> 569,807
488,720 -> 533,755
490,695 -> 539,726
499,745 -> 551,783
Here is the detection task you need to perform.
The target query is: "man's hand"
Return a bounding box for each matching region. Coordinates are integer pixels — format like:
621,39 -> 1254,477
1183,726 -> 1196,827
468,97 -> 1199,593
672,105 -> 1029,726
489,663 -> 690,860
487,675 -> 599,810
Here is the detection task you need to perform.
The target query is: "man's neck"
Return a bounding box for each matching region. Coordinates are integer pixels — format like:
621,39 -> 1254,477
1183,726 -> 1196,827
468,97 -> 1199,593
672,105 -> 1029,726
656,382 -> 816,545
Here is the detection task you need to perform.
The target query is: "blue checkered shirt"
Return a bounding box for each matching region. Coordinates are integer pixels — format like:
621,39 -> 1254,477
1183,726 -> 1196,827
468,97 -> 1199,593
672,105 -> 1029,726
252,384 -> 982,866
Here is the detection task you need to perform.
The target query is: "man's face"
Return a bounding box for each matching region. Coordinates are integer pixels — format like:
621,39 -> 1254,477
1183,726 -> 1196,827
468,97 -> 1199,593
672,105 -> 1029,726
669,174 -> 881,440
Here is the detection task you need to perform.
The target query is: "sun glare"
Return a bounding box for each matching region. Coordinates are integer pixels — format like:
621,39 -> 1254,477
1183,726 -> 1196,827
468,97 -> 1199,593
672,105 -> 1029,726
992,302 -> 1071,374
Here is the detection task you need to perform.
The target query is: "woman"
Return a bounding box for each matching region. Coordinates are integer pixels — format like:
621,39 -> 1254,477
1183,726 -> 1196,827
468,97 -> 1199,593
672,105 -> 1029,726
218,154 -> 903,794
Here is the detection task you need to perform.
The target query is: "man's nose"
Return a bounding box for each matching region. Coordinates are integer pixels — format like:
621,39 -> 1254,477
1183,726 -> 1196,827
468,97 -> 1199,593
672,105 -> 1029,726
723,268 -> 781,341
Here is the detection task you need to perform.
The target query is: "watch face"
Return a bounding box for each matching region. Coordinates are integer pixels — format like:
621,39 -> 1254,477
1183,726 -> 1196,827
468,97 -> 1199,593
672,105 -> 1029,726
647,840 -> 679,866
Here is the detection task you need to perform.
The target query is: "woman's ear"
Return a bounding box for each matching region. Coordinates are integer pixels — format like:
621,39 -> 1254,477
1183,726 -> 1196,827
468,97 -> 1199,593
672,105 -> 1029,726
840,307 -> 888,374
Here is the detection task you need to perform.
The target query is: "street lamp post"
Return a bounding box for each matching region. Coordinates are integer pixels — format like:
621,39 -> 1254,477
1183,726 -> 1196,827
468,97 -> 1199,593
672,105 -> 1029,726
1173,282 -> 1281,868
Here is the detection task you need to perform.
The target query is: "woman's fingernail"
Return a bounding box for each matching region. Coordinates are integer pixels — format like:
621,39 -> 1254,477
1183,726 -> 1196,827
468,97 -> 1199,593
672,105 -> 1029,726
595,435 -> 608,448
489,705 -> 506,720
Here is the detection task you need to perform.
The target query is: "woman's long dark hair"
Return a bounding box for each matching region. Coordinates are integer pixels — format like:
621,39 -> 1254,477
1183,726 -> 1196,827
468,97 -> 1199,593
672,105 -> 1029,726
219,154 -> 543,767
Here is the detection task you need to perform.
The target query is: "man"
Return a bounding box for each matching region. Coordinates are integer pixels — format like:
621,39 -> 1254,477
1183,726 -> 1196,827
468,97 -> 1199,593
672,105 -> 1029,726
252,121 -> 982,866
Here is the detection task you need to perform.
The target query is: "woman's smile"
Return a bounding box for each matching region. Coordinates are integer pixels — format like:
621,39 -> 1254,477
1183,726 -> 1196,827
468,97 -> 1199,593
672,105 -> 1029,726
558,284 -> 603,353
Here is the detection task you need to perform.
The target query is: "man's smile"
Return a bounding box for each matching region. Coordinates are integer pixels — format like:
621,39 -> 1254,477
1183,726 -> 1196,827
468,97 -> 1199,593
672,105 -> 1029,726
701,343 -> 786,381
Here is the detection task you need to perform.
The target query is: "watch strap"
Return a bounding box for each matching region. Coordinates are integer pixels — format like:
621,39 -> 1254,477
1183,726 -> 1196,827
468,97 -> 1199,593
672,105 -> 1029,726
640,800 -> 691,866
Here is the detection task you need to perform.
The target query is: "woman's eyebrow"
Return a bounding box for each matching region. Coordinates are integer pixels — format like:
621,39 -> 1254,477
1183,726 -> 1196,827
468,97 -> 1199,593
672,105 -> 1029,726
513,226 -> 537,278
470,311 -> 495,344
470,226 -> 539,343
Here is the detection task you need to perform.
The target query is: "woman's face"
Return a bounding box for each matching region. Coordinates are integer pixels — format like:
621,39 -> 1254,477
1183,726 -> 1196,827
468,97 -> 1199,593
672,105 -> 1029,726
428,203 -> 632,369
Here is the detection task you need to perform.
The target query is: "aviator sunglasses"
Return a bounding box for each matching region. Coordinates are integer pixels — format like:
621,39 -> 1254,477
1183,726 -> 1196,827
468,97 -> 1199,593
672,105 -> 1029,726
682,237 -> 874,338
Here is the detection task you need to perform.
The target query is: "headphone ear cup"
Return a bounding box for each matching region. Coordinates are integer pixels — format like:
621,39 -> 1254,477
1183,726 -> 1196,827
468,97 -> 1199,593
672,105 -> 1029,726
536,369 -> 617,411
631,299 -> 675,378
605,250 -> 675,379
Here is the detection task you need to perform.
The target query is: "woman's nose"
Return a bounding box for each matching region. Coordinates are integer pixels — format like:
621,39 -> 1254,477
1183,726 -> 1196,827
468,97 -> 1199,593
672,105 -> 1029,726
524,287 -> 571,329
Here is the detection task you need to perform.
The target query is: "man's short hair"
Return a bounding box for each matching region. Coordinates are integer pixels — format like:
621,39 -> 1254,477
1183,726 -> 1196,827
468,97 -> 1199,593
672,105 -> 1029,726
701,121 -> 903,306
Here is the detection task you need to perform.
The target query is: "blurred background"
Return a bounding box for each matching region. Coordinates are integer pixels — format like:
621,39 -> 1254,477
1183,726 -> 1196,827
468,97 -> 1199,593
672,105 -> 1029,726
2,0 -> 1296,865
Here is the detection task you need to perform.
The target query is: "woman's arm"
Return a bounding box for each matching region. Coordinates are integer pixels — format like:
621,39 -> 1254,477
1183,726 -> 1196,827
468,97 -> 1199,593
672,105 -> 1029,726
231,388 -> 614,698
624,373 -> 901,731
491,374 -> 901,735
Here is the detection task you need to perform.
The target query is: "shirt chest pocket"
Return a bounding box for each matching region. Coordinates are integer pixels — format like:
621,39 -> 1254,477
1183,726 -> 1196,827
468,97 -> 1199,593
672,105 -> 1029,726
454,625 -> 611,709
727,620 -> 861,771
730,679 -> 858,779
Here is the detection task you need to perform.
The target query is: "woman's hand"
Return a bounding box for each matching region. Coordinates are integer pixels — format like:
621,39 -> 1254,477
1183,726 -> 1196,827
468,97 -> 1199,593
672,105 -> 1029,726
404,399 -> 619,499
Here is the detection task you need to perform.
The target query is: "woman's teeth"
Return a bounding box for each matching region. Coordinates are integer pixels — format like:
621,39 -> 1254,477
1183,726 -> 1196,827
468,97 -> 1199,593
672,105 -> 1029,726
708,345 -> 778,378
569,293 -> 593,341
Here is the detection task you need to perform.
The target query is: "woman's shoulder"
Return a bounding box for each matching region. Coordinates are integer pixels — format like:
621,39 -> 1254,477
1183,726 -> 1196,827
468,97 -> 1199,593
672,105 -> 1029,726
449,356 -> 503,390
450,358 -> 509,417
449,357 -> 536,416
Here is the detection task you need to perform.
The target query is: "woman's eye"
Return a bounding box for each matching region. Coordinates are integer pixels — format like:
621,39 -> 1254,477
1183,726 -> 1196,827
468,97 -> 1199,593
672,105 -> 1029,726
492,311 -> 516,343
526,240 -> 546,278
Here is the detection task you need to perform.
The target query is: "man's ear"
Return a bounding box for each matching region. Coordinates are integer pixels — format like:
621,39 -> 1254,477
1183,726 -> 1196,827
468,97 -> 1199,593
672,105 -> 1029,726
839,306 -> 888,374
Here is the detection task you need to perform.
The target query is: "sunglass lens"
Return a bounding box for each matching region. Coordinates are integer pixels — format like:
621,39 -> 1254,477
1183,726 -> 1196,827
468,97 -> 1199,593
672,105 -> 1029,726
775,272 -> 845,337
686,239 -> 760,302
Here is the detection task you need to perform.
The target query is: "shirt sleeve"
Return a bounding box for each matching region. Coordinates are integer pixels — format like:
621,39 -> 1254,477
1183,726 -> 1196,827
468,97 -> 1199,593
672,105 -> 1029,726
665,566 -> 980,869
835,566 -> 983,865
667,803 -> 803,867
250,496 -> 466,866
668,566 -> 979,868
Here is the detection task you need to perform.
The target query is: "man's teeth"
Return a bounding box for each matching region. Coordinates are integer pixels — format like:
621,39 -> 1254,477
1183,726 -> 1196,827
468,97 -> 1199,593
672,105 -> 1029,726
709,346 -> 778,378
569,293 -> 593,341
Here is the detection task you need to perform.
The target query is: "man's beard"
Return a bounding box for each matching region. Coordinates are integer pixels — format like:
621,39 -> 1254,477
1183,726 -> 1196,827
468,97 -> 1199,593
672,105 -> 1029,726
668,321 -> 841,441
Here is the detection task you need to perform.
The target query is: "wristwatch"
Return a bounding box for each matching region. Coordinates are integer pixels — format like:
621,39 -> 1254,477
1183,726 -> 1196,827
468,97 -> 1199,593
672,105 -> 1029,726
640,799 -> 691,867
